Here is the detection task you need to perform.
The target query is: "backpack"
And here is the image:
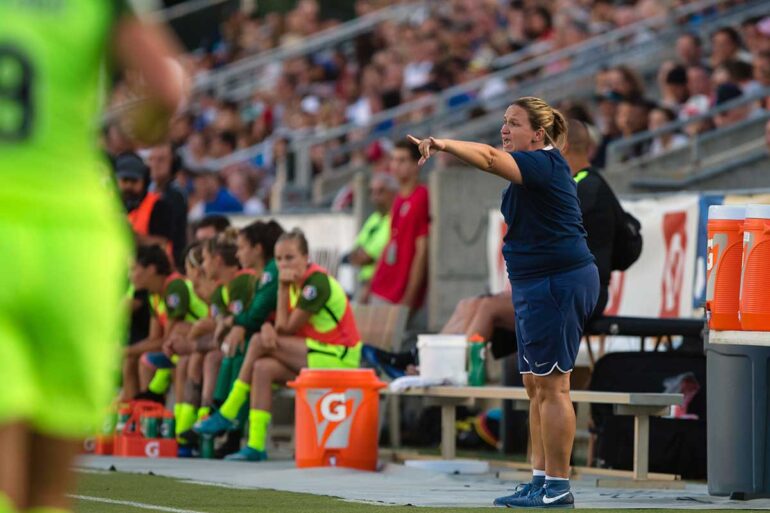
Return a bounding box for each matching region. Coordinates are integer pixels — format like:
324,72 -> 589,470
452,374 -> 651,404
578,168 -> 643,271
611,206 -> 643,271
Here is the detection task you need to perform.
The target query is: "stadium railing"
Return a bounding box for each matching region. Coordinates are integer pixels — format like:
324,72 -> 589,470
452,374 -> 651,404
603,89 -> 770,192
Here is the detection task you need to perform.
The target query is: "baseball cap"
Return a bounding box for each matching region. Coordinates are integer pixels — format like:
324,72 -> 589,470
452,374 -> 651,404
114,152 -> 148,181
715,82 -> 743,106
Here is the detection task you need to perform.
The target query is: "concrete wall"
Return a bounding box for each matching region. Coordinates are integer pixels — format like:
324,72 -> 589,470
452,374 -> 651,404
427,167 -> 508,331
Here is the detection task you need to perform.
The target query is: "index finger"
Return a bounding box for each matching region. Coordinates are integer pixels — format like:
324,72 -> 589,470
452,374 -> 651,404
406,134 -> 421,146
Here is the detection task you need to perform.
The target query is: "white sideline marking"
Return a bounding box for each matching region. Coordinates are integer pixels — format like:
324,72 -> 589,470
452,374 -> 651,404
70,495 -> 208,513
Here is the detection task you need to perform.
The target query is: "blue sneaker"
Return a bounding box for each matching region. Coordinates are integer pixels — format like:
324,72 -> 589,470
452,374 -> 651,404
224,446 -> 267,462
361,345 -> 406,379
177,444 -> 195,458
194,412 -> 235,435
493,482 -> 542,507
497,484 -> 574,509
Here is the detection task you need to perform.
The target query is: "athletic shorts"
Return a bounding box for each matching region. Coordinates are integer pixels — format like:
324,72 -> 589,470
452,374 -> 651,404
0,204 -> 130,438
306,340 -> 362,369
511,263 -> 599,376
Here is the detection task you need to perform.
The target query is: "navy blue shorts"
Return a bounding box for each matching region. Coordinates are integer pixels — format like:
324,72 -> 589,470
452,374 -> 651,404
510,263 -> 599,376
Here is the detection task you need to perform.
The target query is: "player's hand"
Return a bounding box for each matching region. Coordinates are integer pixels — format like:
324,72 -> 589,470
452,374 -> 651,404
279,268 -> 299,284
407,134 -> 445,166
222,326 -> 245,357
260,323 -> 278,352
162,337 -> 175,357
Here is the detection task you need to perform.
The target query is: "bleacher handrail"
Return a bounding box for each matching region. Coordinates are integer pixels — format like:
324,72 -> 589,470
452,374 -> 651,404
605,86 -> 770,167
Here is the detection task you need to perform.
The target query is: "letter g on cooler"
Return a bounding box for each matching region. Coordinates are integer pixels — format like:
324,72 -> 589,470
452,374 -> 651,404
320,393 -> 347,422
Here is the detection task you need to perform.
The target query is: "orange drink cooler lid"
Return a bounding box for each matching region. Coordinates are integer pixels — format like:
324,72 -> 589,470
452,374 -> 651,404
745,204 -> 770,220
288,368 -> 385,389
708,205 -> 745,220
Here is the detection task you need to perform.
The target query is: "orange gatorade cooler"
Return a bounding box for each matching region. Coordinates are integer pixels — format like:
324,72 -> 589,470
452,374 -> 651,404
706,205 -> 745,330
740,204 -> 770,331
288,368 -> 385,470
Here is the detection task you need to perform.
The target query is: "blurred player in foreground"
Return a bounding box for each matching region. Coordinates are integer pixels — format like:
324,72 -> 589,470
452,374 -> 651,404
0,2 -> 184,512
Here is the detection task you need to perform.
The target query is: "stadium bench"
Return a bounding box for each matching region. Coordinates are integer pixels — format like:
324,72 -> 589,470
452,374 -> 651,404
384,385 -> 682,481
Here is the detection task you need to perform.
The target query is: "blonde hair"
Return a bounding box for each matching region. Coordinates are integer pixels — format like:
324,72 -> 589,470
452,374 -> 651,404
513,96 -> 568,151
277,228 -> 309,256
205,227 -> 240,267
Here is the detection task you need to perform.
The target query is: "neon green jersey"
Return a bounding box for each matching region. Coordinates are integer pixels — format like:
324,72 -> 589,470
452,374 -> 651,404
0,1 -> 129,215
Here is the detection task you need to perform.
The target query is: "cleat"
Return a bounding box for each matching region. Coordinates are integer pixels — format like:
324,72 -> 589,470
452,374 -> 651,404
224,446 -> 267,462
193,411 -> 235,435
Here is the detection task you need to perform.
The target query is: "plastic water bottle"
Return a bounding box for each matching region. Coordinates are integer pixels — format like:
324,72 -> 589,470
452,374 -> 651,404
468,336 -> 486,387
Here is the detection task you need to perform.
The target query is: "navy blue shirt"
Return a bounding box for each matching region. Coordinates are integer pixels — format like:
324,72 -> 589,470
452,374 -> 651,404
501,148 -> 594,280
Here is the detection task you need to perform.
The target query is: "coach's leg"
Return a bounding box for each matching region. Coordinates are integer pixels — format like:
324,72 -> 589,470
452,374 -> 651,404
523,374 -> 545,472
534,371 -> 573,477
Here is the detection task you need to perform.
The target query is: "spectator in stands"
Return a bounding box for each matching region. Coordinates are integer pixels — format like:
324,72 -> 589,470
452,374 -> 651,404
710,27 -> 747,68
649,106 -> 689,156
591,90 -> 623,168
607,65 -> 645,99
210,130 -> 238,159
116,152 -> 174,250
753,50 -> 770,89
197,229 -> 361,461
193,214 -> 231,242
660,64 -> 689,111
189,167 -> 243,221
369,141 -> 430,326
345,173 -> 397,302
148,142 -> 188,268
615,96 -> 652,160
741,16 -> 765,56
676,33 -> 704,67
713,82 -> 751,129
226,168 -> 267,215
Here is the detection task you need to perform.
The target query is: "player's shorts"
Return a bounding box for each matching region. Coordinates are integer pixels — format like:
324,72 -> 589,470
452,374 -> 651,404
306,340 -> 362,369
0,194 -> 130,438
511,263 -> 599,376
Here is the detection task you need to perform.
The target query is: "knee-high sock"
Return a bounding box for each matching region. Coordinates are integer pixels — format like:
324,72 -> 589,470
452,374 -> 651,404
247,409 -> 272,452
175,402 -> 197,441
148,368 -> 172,395
219,379 -> 250,421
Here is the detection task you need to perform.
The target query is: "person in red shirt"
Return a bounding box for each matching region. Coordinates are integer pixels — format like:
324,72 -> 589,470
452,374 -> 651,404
369,140 -> 430,317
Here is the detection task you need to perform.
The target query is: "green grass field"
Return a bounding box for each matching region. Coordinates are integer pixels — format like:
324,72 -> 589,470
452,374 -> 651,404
74,471 -> 767,513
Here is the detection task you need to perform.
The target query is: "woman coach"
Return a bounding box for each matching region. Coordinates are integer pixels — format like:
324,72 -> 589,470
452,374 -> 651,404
408,96 -> 598,509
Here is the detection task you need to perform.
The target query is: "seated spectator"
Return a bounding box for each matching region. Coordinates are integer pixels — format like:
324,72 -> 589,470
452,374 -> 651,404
661,64 -> 689,110
753,50 -> 770,89
710,27 -> 749,68
189,167 -> 243,221
615,95 -> 653,160
607,65 -> 646,99
148,142 -> 188,268
196,229 -> 362,461
713,82 -> 752,129
345,173 -> 397,301
649,106 -> 689,156
676,33 -> 704,68
226,168 -> 267,215
193,214 -> 231,241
